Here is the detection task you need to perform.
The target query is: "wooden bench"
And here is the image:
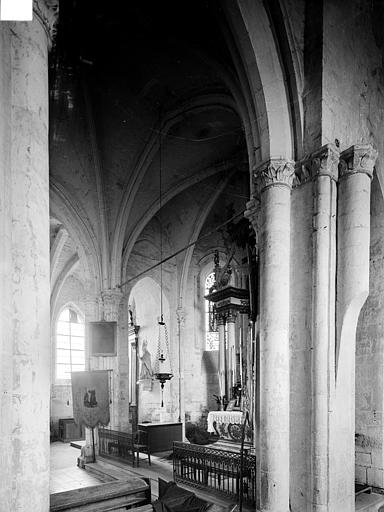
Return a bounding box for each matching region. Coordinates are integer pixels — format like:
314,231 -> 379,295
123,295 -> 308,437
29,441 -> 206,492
99,428 -> 136,466
99,427 -> 151,467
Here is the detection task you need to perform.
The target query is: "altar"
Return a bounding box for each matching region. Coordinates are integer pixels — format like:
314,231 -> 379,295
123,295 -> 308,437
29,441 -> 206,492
207,410 -> 253,444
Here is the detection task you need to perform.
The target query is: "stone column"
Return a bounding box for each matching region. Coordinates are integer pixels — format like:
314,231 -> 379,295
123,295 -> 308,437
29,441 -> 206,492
329,144 -> 377,511
217,314 -> 227,403
116,294 -> 130,431
83,296 -> 101,452
176,307 -> 186,436
101,288 -> 123,430
310,144 -> 339,511
132,325 -> 140,429
226,311 -> 238,391
255,158 -> 294,512
0,3 -> 58,511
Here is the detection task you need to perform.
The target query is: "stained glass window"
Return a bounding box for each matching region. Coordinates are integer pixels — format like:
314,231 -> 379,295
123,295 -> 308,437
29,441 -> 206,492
56,307 -> 85,380
205,272 -> 219,351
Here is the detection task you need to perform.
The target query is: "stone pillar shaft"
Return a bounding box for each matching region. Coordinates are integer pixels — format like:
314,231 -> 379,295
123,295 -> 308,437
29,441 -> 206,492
176,307 -> 186,431
83,296 -> 100,450
330,144 -> 377,511
256,159 -> 294,512
310,145 -> 339,511
226,312 -> 237,390
100,289 -> 122,430
217,315 -> 226,400
0,5 -> 56,509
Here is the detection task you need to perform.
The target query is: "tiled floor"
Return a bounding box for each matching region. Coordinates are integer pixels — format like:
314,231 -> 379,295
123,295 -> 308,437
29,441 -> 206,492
50,442 -> 102,493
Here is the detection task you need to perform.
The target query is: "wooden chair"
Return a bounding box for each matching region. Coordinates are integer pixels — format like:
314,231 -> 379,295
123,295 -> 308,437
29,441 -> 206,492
134,429 -> 151,467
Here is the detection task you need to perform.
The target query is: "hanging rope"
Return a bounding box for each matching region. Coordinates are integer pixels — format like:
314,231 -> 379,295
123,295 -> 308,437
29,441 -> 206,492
152,108 -> 174,408
159,109 -> 164,321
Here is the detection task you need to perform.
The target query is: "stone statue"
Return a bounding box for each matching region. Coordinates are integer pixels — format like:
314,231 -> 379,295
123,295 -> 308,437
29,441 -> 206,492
214,248 -> 235,289
139,339 -> 153,380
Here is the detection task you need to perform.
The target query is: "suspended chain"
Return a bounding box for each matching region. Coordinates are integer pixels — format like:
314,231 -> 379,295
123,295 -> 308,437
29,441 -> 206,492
154,324 -> 162,374
164,323 -> 173,373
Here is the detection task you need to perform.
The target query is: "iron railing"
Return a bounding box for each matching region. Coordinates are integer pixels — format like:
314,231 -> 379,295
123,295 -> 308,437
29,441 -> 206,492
173,441 -> 256,505
99,427 -> 135,465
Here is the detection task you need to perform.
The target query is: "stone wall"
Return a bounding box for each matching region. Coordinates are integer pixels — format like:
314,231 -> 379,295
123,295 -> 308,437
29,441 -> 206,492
129,275 -> 174,423
50,276 -> 86,436
356,174 -> 384,487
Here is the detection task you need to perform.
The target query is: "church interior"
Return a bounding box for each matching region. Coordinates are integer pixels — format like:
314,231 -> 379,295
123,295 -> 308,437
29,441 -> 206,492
3,0 -> 384,511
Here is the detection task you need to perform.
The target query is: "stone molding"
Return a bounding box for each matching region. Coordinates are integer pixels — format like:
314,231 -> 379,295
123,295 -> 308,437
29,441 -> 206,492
176,307 -> 186,328
339,144 -> 378,180
33,0 -> 59,47
244,197 -> 260,236
253,158 -> 295,192
310,143 -> 339,181
216,314 -> 226,326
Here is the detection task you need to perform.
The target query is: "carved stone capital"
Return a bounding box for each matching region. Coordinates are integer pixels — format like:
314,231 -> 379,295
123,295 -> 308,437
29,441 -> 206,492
339,144 -> 378,180
216,314 -> 226,326
253,158 -> 295,192
102,289 -> 123,322
311,144 -> 339,181
293,160 -> 311,187
33,0 -> 59,47
84,296 -> 100,321
226,311 -> 238,323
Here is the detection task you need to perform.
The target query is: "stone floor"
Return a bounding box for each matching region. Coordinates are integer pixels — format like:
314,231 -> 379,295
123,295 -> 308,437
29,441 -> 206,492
356,491 -> 384,512
50,441 -> 245,508
50,442 -> 102,493
51,442 -> 384,511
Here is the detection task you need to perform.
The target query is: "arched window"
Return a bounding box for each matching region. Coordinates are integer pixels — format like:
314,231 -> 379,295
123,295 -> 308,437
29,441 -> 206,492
56,307 -> 85,380
205,272 -> 219,351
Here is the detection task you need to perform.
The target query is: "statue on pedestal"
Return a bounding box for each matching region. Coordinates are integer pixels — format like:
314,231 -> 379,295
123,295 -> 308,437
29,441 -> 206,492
139,339 -> 153,390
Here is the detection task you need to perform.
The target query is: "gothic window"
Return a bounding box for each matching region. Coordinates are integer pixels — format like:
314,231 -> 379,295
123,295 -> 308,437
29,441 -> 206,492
56,307 -> 85,380
205,272 -> 219,351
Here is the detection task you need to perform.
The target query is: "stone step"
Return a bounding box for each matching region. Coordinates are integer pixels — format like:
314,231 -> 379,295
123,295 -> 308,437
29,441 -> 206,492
70,440 -> 86,450
356,492 -> 384,512
84,460 -> 136,483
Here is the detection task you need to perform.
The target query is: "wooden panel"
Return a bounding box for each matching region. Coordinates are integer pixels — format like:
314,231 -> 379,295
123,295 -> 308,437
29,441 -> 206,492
50,477 -> 150,512
58,418 -> 85,443
89,322 -> 117,356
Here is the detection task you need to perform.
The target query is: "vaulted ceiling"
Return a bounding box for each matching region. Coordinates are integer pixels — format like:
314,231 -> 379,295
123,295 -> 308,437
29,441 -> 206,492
49,0 -> 250,295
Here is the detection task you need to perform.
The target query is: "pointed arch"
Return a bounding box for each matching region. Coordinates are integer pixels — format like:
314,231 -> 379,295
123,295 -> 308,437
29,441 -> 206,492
223,0 -> 296,162
50,178 -> 102,296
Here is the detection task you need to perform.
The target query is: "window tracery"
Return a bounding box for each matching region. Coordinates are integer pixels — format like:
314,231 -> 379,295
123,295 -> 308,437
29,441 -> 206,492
205,272 -> 219,351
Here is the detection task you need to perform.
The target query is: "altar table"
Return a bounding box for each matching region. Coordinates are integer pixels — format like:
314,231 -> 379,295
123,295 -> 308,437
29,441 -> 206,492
207,411 -> 252,443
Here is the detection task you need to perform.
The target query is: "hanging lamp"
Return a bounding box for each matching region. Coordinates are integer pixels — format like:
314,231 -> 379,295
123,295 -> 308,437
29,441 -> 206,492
153,111 -> 173,407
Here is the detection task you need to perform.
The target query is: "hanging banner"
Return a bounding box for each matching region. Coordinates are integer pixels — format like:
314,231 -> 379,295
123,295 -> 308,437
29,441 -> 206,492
71,370 -> 110,428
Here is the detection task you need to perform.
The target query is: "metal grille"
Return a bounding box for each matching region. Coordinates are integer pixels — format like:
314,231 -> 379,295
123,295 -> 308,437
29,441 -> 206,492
99,427 -> 135,465
173,442 -> 256,505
